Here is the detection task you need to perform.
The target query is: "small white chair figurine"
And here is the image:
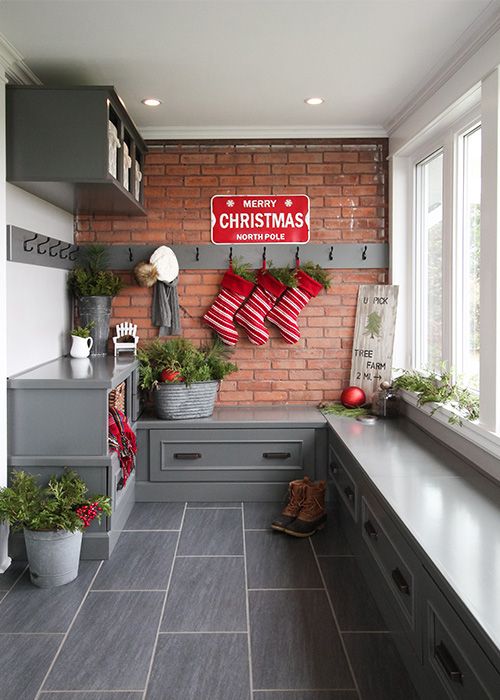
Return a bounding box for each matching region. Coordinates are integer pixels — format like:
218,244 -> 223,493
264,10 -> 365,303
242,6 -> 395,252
113,322 -> 139,356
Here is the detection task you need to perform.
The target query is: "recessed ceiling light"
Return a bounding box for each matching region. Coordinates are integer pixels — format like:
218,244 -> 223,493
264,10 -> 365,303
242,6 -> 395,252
305,97 -> 324,105
142,98 -> 162,107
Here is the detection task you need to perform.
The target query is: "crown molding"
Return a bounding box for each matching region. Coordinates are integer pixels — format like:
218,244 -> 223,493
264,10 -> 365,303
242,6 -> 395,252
0,33 -> 41,85
139,125 -> 387,140
385,2 -> 500,135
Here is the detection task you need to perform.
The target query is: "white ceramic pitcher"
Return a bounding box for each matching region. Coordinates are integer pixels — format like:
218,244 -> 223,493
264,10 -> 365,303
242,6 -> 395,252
70,335 -> 93,359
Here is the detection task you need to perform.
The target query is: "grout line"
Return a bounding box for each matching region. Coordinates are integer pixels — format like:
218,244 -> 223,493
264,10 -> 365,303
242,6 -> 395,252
34,560 -> 104,700
39,691 -> 144,695
248,587 -> 325,591
309,537 -> 361,699
253,688 -> 359,693
0,563 -> 29,602
0,632 -> 65,636
316,554 -> 356,558
241,503 -> 254,698
141,501 -> 188,700
90,588 -> 168,593
244,528 -> 270,532
186,506 -> 242,510
159,630 -> 248,635
341,630 -> 393,634
121,528 -> 181,532
176,554 -> 244,558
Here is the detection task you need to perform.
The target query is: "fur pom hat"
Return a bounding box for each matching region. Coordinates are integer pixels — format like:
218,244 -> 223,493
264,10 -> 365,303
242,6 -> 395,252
134,261 -> 158,288
150,246 -> 179,283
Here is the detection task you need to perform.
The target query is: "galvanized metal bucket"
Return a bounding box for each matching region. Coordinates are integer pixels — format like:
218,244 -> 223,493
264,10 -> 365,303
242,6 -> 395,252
78,296 -> 113,355
24,529 -> 82,588
154,380 -> 219,420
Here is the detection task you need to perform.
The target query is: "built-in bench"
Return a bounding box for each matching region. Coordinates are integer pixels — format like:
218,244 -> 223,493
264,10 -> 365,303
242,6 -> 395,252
326,414 -> 500,700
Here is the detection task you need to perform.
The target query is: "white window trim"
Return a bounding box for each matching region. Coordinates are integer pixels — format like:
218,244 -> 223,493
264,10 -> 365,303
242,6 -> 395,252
390,70 -> 500,484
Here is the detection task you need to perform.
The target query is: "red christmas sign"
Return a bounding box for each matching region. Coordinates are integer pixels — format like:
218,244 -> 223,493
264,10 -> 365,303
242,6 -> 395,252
211,194 -> 310,244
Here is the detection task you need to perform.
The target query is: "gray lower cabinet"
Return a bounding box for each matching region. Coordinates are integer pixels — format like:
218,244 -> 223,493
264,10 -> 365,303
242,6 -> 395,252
328,426 -> 500,700
136,407 -> 327,501
7,356 -> 140,559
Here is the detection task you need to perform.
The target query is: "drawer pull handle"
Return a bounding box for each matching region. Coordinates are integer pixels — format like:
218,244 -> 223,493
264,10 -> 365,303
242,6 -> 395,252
329,462 -> 338,474
174,452 -> 202,460
364,520 -> 378,539
344,486 -> 355,502
263,452 -> 291,459
391,567 -> 410,595
435,642 -> 463,684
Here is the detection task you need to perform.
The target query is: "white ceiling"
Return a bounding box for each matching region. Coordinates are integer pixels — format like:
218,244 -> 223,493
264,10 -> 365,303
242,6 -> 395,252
1,0 -> 499,138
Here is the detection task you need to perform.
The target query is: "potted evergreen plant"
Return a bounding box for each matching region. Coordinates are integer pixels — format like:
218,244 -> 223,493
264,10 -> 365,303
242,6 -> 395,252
68,244 -> 123,355
70,322 -> 94,358
0,469 -> 111,588
138,337 -> 237,419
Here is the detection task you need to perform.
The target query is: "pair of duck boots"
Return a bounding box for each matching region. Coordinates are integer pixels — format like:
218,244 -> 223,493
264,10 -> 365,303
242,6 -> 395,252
271,476 -> 327,537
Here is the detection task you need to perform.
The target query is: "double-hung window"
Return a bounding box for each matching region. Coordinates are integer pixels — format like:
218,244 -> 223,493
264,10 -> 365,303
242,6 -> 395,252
413,118 -> 481,395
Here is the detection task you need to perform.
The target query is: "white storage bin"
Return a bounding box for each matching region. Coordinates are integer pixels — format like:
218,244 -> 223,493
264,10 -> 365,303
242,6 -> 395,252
107,120 -> 120,179
122,141 -> 132,191
134,160 -> 142,200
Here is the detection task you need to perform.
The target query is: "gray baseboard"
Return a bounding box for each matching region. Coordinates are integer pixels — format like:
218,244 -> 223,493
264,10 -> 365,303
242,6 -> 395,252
135,480 -> 290,502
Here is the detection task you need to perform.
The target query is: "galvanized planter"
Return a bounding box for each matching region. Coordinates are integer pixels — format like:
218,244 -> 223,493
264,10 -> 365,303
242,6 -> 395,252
78,295 -> 112,355
24,529 -> 82,588
154,380 -> 219,420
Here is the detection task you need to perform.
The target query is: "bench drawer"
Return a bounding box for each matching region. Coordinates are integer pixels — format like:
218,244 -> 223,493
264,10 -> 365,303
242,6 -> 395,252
329,444 -> 358,522
425,580 -> 500,700
149,428 -> 315,482
361,496 -> 420,654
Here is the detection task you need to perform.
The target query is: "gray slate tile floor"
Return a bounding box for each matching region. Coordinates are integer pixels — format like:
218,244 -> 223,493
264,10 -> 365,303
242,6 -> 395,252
0,502 -> 419,699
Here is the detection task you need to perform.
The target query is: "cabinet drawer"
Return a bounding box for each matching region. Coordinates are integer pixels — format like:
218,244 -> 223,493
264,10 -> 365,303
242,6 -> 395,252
425,582 -> 500,700
329,445 -> 358,521
361,497 -> 419,650
149,428 -> 315,483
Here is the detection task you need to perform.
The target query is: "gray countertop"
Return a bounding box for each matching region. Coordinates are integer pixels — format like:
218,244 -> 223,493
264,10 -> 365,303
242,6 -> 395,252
8,356 -> 139,389
137,404 -> 327,429
324,414 -> 500,654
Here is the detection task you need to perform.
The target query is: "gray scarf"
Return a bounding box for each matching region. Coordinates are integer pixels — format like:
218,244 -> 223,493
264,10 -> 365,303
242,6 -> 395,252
152,277 -> 181,336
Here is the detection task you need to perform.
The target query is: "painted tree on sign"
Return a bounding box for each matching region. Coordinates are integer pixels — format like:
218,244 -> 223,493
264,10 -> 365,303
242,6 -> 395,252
364,312 -> 382,339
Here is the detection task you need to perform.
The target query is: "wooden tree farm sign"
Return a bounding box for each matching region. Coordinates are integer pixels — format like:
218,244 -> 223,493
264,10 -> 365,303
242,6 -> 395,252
350,285 -> 399,396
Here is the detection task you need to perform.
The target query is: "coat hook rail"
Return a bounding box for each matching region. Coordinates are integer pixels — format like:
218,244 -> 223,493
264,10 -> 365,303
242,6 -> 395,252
7,227 -> 389,272
7,225 -> 78,271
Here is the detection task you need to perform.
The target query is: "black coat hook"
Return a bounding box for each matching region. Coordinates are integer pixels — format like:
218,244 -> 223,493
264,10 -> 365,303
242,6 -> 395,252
23,232 -> 38,252
295,246 -> 300,265
362,245 -> 368,261
49,240 -> 62,257
59,243 -> 72,259
195,247 -> 200,262
262,246 -> 267,263
329,246 -> 334,261
229,246 -> 233,263
69,245 -> 80,262
128,247 -> 134,262
36,236 -> 51,255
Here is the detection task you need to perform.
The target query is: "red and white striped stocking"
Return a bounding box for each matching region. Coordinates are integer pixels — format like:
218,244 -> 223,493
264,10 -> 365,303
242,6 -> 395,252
234,270 -> 286,345
203,269 -> 255,345
266,269 -> 323,344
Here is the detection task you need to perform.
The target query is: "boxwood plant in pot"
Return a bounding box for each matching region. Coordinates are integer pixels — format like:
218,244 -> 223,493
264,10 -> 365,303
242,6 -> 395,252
0,469 -> 111,588
68,244 -> 123,356
138,337 -> 237,420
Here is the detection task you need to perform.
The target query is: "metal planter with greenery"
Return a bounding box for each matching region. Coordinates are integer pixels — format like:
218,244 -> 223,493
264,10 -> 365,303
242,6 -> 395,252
0,469 -> 111,588
138,337 -> 238,420
68,245 -> 123,356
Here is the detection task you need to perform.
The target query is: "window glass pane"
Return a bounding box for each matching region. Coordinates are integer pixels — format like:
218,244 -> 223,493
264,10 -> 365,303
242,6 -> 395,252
461,126 -> 481,391
417,151 -> 443,372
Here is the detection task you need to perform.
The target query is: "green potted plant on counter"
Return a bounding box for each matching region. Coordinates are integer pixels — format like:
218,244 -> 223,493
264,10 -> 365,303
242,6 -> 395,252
138,337 -> 238,420
70,322 -> 94,358
68,244 -> 123,356
0,469 -> 111,588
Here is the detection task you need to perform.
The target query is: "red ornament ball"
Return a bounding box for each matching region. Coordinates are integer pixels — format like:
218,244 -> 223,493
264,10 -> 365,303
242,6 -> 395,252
340,386 -> 366,408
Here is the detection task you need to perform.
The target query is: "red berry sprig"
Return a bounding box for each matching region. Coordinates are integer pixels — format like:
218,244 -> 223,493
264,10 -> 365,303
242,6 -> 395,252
75,501 -> 103,529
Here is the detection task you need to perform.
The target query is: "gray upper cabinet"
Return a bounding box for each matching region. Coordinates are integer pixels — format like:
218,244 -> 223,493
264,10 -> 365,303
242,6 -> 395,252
6,85 -> 147,216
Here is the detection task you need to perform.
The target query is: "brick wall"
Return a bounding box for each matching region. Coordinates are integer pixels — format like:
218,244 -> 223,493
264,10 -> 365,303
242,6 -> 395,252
76,139 -> 388,405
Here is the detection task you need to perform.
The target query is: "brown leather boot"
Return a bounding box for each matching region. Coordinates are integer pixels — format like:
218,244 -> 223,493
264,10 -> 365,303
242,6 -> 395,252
271,476 -> 310,532
283,480 -> 327,537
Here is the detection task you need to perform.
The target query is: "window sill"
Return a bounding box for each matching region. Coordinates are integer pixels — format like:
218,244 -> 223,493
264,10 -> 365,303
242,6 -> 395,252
398,389 -> 500,485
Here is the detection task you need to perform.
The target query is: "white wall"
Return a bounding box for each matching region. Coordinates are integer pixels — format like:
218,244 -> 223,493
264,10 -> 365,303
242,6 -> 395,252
6,185 -> 73,376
